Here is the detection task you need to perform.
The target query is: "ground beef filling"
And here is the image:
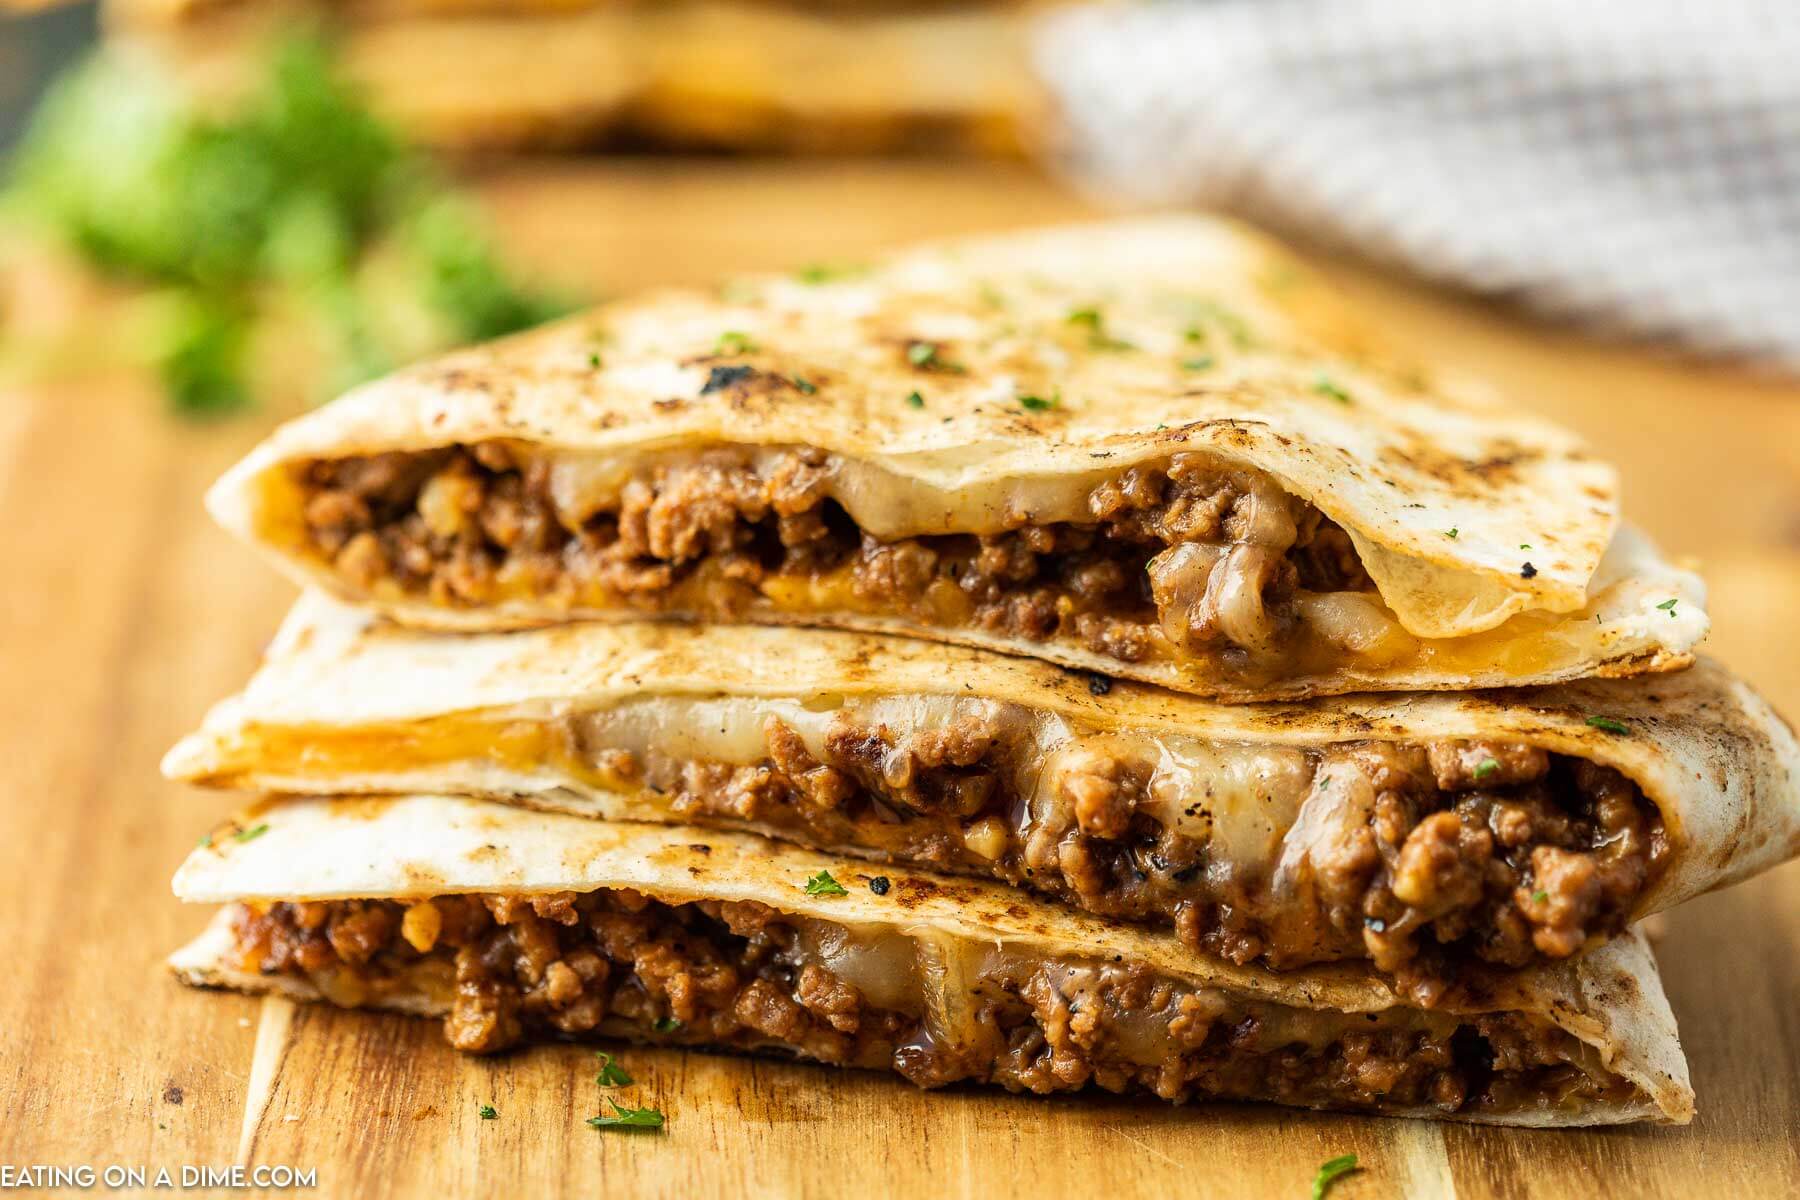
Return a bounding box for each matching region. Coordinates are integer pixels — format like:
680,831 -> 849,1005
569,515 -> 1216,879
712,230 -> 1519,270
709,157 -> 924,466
227,893 -> 1624,1114
594,717 -> 1663,995
232,890 -> 911,1063
295,443 -> 1374,666
1299,744 -> 1668,1004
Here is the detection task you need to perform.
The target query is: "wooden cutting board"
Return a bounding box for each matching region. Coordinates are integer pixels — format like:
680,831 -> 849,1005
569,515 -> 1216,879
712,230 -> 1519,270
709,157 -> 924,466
3,159 -> 1797,1199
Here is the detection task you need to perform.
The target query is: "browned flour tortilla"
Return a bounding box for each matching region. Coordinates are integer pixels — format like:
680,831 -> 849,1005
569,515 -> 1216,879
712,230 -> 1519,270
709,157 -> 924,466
170,795 -> 1693,1125
165,594 -> 1800,1004
202,217 -> 1705,701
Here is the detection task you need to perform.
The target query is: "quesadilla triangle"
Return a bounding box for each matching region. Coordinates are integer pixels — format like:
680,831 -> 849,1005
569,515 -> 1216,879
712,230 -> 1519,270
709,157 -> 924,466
202,217 -> 1705,700
164,593 -> 1800,1005
169,795 -> 1693,1126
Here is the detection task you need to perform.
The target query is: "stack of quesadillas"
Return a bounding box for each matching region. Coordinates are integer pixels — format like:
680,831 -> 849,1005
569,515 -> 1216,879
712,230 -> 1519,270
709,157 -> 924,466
164,217 -> 1800,1125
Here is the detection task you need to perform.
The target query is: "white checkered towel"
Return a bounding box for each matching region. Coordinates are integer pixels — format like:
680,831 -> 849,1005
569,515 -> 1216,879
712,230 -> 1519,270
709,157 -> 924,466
1034,0 -> 1800,369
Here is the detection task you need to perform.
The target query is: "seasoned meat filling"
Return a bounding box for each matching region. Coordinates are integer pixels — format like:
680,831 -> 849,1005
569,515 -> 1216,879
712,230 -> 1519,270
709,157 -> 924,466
550,711 -> 1665,1003
294,443 -> 1376,669
229,892 -> 1627,1115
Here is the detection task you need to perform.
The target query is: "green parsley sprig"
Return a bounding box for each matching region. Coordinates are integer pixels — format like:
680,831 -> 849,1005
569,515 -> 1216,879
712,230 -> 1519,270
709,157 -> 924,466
5,37 -> 572,415
587,1101 -> 665,1131
1311,1154 -> 1359,1200
595,1052 -> 633,1088
804,870 -> 849,896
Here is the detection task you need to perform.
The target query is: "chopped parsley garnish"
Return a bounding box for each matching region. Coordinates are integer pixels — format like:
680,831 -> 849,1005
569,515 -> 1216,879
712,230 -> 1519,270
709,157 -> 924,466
478,1105 -> 498,1120
1311,375 -> 1353,405
1017,392 -> 1057,412
904,339 -> 965,373
868,876 -> 892,896
1183,323 -> 1207,344
1066,306 -> 1135,351
905,390 -> 925,409
196,833 -> 213,848
595,1052 -> 633,1088
1474,759 -> 1500,780
587,1101 -> 665,1131
1311,1154 -> 1359,1200
804,870 -> 849,897
715,330 -> 758,355
587,352 -> 602,369
794,262 -> 866,285
1182,355 -> 1215,372
791,376 -> 817,395
1186,300 -> 1253,348
653,1017 -> 683,1034
1585,715 -> 1631,735
1532,890 -> 1550,904
233,823 -> 270,843
1520,543 -> 1533,550
1444,527 -> 1459,539
1656,598 -> 1679,616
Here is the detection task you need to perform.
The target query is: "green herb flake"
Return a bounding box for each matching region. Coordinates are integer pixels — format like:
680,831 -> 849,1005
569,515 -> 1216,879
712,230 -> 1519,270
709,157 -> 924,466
478,1104 -> 498,1120
794,262 -> 866,285
595,1052 -> 633,1088
1474,759 -> 1500,781
1656,598 -> 1679,616
715,330 -> 758,355
1585,715 -> 1631,735
653,1017 -> 683,1034
1183,324 -> 1207,345
1182,355 -> 1215,372
1064,305 -> 1135,351
905,390 -> 925,409
1017,392 -> 1058,412
1188,300 -> 1254,348
232,823 -> 270,843
1532,890 -> 1550,905
1311,375 -> 1353,405
906,341 -> 938,368
196,833 -> 213,848
587,1101 -> 665,1131
587,352 -> 602,369
1311,1154 -> 1359,1200
792,376 -> 817,395
804,870 -> 849,897
1520,543 -> 1533,550
978,283 -> 1007,309
1444,527 -> 1459,539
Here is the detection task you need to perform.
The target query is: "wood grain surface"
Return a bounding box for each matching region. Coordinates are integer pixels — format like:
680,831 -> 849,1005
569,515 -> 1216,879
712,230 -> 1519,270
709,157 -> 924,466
3,159 -> 1798,1198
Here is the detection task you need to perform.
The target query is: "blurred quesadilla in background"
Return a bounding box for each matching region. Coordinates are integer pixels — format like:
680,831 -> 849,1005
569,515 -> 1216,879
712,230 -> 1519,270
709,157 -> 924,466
103,0 -> 1050,153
